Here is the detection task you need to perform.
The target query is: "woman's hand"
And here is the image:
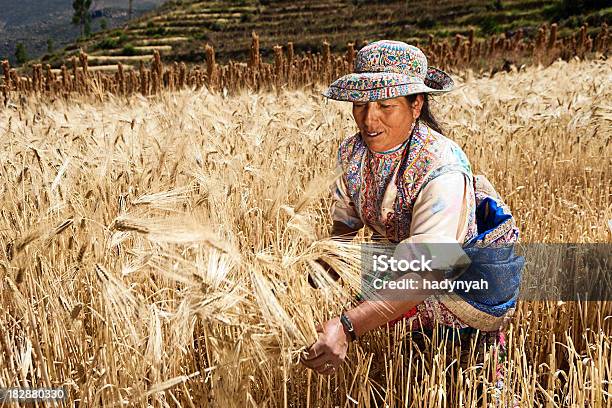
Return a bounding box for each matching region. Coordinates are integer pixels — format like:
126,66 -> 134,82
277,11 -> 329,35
301,317 -> 348,375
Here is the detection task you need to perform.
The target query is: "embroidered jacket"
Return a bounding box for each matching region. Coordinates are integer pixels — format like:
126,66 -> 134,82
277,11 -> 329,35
332,120 -> 477,244
331,121 -> 523,331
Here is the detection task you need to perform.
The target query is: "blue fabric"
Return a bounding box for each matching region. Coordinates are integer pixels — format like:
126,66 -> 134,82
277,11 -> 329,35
453,196 -> 525,317
470,197 -> 512,245
457,246 -> 524,316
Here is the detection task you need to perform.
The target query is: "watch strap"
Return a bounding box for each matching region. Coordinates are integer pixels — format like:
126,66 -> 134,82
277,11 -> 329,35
340,312 -> 357,342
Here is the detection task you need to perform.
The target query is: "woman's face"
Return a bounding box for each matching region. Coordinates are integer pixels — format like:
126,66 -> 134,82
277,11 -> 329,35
352,95 -> 423,152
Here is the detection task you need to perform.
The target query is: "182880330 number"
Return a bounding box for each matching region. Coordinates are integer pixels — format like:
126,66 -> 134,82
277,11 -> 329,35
0,387 -> 66,402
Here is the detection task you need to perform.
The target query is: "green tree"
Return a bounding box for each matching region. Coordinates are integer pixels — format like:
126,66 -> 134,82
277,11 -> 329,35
15,43 -> 28,64
100,18 -> 108,30
47,39 -> 54,53
85,19 -> 92,36
72,0 -> 93,38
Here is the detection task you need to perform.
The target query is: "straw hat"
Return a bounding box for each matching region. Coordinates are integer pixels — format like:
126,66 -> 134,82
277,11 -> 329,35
323,40 -> 454,102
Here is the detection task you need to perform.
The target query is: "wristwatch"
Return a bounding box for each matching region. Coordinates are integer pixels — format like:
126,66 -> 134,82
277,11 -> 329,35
340,312 -> 357,342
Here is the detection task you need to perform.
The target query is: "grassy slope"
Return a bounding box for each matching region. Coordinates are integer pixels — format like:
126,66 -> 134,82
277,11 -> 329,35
31,0 -> 612,69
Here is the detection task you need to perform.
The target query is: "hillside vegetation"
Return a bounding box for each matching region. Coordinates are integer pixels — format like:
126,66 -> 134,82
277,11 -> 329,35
37,0 -> 611,71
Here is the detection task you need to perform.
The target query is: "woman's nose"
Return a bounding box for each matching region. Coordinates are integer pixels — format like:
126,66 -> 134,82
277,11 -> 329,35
363,104 -> 379,128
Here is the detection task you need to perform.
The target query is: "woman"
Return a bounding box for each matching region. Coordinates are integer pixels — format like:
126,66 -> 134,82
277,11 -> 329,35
301,40 -> 523,390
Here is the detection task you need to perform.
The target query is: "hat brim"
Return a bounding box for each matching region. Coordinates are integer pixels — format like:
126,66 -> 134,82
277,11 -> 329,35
323,68 -> 454,102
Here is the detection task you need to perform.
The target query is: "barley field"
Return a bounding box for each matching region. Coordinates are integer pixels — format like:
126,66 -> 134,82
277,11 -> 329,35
0,57 -> 610,407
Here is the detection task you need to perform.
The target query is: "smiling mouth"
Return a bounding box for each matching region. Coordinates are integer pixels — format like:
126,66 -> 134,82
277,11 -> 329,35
364,131 -> 383,137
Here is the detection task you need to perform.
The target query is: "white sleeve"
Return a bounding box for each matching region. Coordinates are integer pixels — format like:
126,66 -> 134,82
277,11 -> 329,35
396,172 -> 473,272
407,171 -> 473,243
330,175 -> 365,230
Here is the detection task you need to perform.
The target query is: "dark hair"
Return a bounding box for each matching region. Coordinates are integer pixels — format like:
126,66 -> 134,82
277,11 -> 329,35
406,94 -> 443,135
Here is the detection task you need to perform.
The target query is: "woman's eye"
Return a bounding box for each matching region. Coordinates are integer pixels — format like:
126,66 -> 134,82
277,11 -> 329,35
380,104 -> 393,108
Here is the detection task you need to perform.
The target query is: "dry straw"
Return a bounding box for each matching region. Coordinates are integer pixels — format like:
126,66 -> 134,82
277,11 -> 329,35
0,56 -> 610,406
1,23 -> 609,103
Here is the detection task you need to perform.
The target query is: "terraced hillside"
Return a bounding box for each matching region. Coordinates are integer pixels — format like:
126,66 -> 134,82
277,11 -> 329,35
39,0 -> 612,71
0,0 -> 166,65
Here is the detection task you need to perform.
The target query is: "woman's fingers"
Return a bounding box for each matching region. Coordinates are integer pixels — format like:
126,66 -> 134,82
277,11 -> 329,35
303,341 -> 326,361
302,345 -> 342,371
317,363 -> 337,376
302,317 -> 348,373
303,353 -> 332,370
302,343 -> 330,368
302,348 -> 343,371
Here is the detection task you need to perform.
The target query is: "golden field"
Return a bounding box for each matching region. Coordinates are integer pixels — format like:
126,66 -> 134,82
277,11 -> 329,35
0,57 -> 610,407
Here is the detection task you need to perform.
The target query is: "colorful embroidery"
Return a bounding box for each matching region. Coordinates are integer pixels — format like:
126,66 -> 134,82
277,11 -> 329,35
323,40 -> 454,102
355,41 -> 429,77
336,121 -> 477,243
